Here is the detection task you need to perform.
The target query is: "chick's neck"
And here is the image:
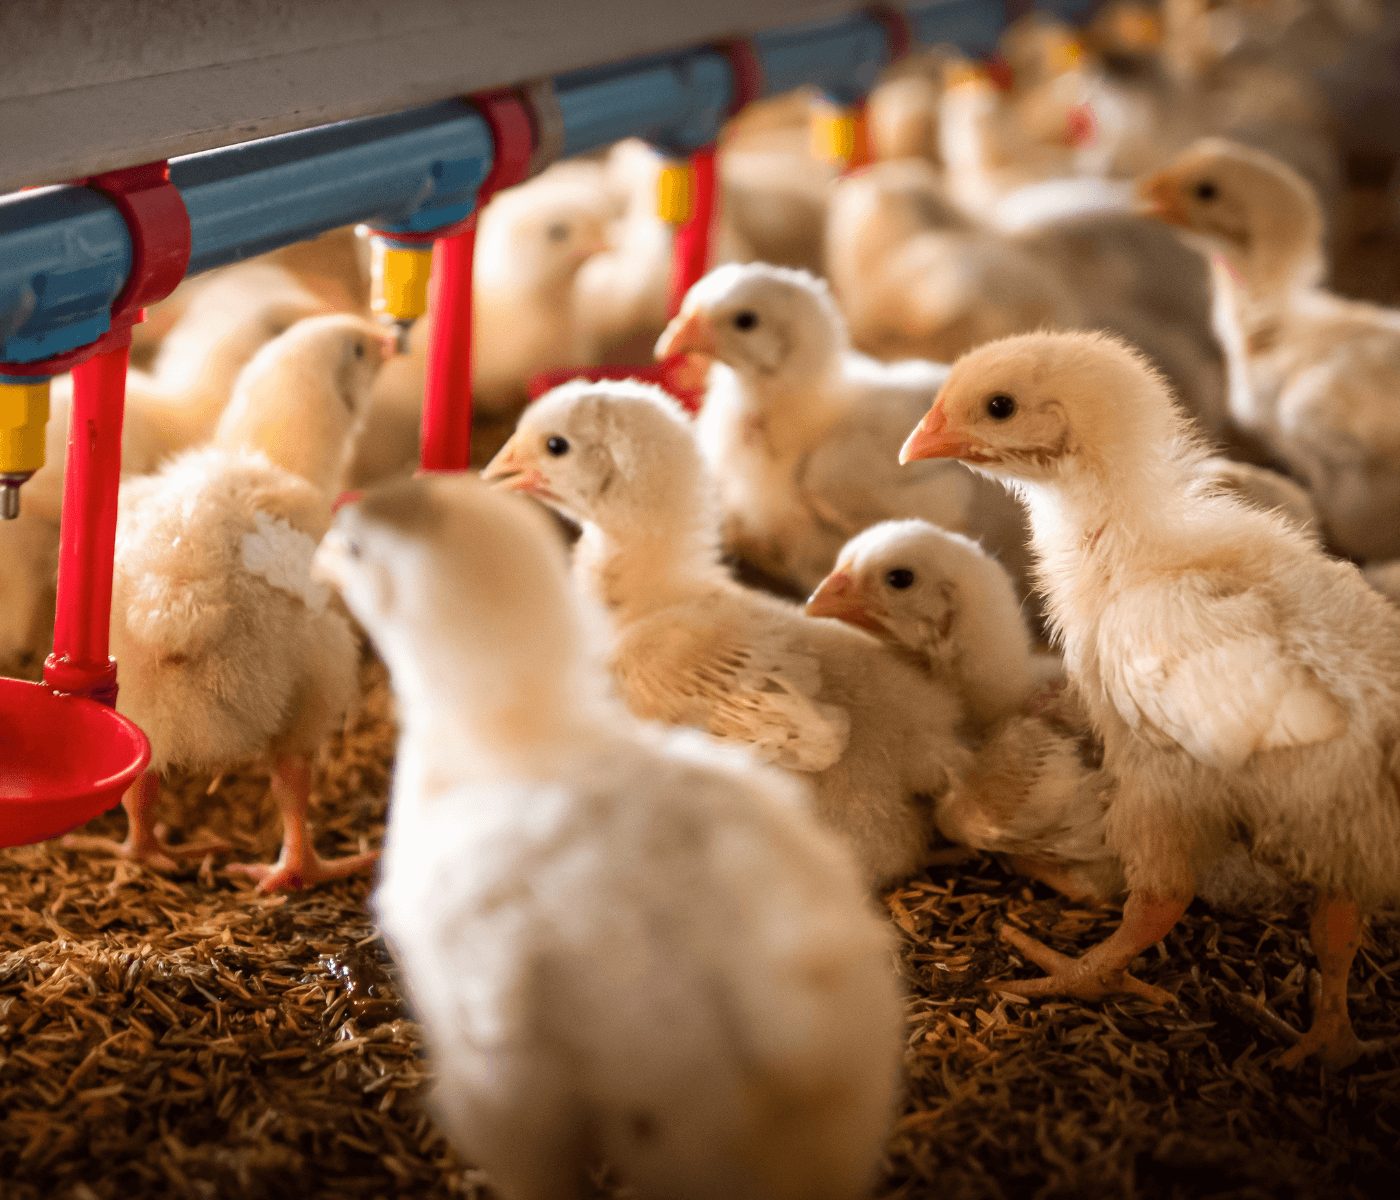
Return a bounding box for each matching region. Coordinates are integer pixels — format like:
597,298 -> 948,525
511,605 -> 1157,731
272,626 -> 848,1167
730,360 -> 848,456
1016,446 -> 1200,585
385,630 -> 610,782
574,511 -> 724,623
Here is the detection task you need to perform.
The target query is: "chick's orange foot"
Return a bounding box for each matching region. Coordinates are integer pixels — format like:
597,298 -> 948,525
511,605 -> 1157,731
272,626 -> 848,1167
62,828 -> 231,874
226,847 -> 380,894
993,924 -> 1177,1007
1276,1016 -> 1400,1072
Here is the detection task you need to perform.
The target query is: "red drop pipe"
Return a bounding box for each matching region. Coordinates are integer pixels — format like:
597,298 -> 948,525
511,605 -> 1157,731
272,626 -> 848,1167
419,225 -> 478,472
44,342 -> 130,706
667,145 -> 719,319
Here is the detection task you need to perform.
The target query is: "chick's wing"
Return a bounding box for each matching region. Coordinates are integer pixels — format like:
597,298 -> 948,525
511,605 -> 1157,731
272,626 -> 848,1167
615,608 -> 851,774
1097,573 -> 1347,770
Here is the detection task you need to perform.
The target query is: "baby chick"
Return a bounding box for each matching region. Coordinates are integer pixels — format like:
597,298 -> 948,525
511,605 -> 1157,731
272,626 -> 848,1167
804,519 -> 1122,902
0,264 -> 325,676
484,380 -> 970,887
827,161 -> 1226,436
1140,139 -> 1400,559
806,519 -> 1056,730
902,329 -> 1400,1069
825,160 -> 1084,365
318,474 -> 902,1200
97,315 -> 392,889
657,262 -> 1021,595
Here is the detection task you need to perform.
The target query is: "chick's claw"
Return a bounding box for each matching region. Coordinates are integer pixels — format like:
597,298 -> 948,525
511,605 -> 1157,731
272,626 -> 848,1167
994,924 -> 1177,1007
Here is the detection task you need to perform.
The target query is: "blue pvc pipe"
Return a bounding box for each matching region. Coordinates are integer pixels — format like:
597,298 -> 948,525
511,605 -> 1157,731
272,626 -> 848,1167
0,0 -> 1025,369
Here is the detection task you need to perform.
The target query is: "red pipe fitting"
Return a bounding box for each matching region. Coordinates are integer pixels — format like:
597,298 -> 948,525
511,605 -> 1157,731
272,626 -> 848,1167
2,163 -> 191,380
420,89 -> 536,473
20,163 -> 190,707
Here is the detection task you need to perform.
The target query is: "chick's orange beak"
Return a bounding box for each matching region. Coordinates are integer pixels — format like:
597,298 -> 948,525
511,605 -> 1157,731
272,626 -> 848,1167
900,404 -> 973,464
806,570 -> 885,635
481,439 -> 554,500
655,310 -> 718,362
1135,172 -> 1189,226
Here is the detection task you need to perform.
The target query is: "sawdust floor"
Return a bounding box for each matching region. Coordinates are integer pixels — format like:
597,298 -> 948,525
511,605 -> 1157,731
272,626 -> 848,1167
2,655 -> 1398,1200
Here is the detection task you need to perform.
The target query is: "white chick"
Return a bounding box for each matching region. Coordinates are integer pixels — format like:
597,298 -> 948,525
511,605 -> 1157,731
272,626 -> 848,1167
805,519 -> 1121,904
128,260 -> 331,463
656,262 -> 1020,596
92,315 -> 393,889
0,264 -> 326,676
826,161 -> 1225,434
484,380 -> 970,887
825,160 -> 1084,365
348,172 -> 612,487
1141,139 -> 1400,560
937,61 -> 1077,214
902,329 -> 1400,1069
805,519 -> 1056,730
317,473 -> 902,1200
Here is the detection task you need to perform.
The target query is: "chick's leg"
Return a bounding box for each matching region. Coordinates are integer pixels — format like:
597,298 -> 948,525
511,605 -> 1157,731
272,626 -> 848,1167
995,891 -> 1189,1006
64,771 -> 228,871
227,756 -> 379,893
1278,896 -> 1398,1070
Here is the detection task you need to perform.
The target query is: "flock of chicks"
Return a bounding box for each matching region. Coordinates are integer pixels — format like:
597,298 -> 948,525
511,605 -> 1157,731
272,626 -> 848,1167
4,1 -> 1400,1196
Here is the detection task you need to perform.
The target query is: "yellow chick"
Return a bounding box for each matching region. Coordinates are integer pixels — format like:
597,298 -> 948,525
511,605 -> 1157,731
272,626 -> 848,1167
1141,139 -> 1400,559
95,315 -> 393,889
903,330 -> 1400,1069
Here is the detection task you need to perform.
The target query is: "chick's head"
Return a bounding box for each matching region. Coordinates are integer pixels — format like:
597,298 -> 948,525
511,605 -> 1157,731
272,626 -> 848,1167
316,473 -> 588,712
476,178 -> 611,290
216,313 -> 395,491
655,263 -> 847,392
900,331 -> 1182,486
483,380 -> 710,536
807,520 -> 970,661
1136,139 -> 1323,281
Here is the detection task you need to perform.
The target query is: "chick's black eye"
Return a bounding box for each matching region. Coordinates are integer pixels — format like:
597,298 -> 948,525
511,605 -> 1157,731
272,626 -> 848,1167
986,393 -> 1016,420
885,568 -> 916,590
733,310 -> 759,331
353,341 -> 366,360
545,435 -> 570,457
547,222 -> 570,242
1194,180 -> 1218,202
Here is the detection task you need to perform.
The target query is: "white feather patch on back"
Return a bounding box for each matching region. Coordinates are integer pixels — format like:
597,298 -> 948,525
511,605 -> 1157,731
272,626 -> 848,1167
241,511 -> 330,612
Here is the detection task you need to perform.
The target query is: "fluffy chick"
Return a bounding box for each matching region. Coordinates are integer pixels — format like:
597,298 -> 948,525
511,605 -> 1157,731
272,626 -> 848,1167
828,161 -> 1225,435
806,519 -> 1121,904
1140,140 -> 1400,559
825,160 -> 1084,365
96,315 -> 392,889
657,262 -> 1020,595
902,329 -> 1400,1068
0,264 -> 324,675
484,380 -> 969,887
318,473 -> 902,1200
806,519 -> 1056,730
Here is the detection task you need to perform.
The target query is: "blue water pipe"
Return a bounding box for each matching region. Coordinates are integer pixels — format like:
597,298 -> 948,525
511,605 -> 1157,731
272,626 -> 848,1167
0,0 -> 1035,370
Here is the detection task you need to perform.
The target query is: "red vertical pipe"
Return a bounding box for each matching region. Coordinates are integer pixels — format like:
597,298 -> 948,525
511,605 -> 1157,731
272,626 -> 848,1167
44,343 -> 129,706
419,224 -> 478,472
667,145 -> 720,318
